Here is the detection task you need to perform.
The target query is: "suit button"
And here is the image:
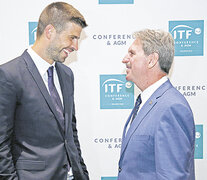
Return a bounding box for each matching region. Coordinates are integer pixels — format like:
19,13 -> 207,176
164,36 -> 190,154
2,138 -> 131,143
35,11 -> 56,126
118,167 -> 122,172
63,164 -> 68,169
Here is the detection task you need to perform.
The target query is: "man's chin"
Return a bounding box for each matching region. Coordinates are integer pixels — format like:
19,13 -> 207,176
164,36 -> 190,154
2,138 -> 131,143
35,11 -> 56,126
125,75 -> 131,81
54,58 -> 66,63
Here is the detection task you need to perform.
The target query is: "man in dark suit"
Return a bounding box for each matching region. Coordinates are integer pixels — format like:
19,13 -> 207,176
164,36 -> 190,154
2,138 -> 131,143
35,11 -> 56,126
0,2 -> 89,180
118,29 -> 195,180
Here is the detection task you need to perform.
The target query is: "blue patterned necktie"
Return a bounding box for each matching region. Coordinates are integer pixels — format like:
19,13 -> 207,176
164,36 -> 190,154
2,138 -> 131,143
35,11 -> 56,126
47,66 -> 64,127
131,94 -> 142,122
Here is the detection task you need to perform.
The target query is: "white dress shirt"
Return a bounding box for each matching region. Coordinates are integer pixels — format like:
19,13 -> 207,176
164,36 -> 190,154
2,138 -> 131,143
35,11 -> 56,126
27,47 -> 63,106
139,76 -> 168,112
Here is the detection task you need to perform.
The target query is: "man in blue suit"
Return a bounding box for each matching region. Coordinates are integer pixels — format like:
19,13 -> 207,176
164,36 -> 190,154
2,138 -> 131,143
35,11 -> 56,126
118,29 -> 195,180
0,2 -> 89,180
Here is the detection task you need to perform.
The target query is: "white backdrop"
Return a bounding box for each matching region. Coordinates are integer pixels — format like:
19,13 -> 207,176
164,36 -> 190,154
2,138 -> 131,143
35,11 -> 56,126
0,0 -> 206,179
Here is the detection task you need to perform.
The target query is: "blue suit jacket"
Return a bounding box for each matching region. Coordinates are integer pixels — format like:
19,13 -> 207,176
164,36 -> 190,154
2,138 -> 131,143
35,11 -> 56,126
118,80 -> 195,180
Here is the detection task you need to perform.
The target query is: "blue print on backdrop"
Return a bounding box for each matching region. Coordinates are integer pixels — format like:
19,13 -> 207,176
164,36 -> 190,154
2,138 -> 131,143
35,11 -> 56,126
169,20 -> 204,56
101,177 -> 117,180
100,74 -> 134,109
28,22 -> 38,45
194,125 -> 203,159
99,0 -> 134,4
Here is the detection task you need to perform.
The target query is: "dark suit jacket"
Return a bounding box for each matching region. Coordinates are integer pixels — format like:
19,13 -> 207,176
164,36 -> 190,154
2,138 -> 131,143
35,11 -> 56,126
0,50 -> 89,180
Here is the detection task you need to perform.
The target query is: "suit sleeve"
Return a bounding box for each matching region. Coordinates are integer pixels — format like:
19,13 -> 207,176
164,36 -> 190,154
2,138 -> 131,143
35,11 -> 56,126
72,110 -> 89,178
71,72 -> 89,179
0,69 -> 18,179
155,103 -> 195,180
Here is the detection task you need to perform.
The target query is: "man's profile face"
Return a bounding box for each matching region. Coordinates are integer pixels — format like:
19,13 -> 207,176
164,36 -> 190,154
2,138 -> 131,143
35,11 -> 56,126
122,39 -> 149,89
47,22 -> 82,63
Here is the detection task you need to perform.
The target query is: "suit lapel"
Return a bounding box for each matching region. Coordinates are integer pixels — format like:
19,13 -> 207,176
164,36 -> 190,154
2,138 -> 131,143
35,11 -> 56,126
120,80 -> 173,158
121,110 -> 135,143
22,50 -> 65,138
120,98 -> 157,157
55,62 -> 73,136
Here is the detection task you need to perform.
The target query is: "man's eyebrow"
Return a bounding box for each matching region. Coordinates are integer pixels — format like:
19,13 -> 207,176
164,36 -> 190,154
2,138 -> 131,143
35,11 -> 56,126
69,35 -> 80,39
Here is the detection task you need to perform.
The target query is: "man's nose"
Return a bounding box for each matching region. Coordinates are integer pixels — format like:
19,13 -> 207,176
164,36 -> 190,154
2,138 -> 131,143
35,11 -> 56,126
71,39 -> 79,51
122,56 -> 130,64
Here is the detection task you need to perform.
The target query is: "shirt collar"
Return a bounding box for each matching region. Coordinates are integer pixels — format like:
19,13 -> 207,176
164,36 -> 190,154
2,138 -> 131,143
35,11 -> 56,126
140,76 -> 168,107
27,46 -> 55,77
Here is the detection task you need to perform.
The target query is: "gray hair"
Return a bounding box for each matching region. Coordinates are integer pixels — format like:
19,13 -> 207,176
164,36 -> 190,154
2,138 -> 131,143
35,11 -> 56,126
134,29 -> 174,74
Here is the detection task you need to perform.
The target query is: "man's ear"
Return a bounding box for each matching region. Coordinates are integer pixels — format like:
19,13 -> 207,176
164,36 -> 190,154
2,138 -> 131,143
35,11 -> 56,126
44,24 -> 56,40
148,52 -> 159,69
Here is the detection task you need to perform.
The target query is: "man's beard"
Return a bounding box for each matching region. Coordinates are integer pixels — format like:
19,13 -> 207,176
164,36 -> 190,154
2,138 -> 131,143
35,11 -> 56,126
47,45 -> 65,63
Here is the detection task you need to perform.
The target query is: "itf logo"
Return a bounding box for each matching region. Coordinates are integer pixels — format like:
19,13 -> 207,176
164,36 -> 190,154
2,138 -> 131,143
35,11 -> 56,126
100,74 -> 134,109
28,22 -> 38,45
169,20 -> 204,56
101,177 -> 117,180
194,125 -> 203,159
99,0 -> 133,4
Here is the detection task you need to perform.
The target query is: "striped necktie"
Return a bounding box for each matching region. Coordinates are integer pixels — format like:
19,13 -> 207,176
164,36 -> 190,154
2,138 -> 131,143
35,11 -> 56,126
131,94 -> 142,122
47,66 -> 64,127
